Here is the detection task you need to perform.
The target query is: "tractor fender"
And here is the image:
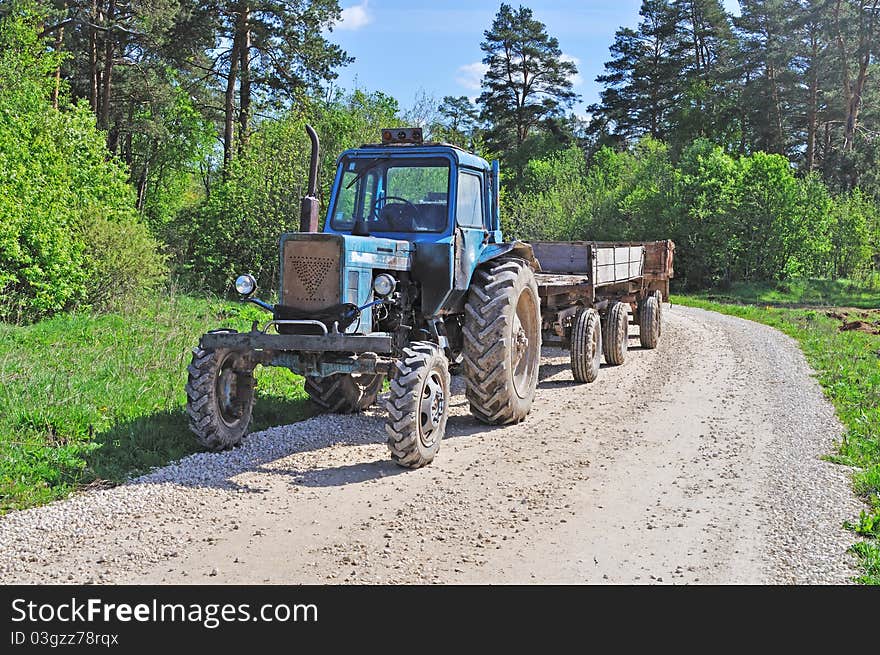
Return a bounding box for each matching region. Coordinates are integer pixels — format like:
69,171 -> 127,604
476,240 -> 542,271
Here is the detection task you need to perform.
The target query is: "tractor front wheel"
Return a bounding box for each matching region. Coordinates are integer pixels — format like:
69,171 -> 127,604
384,342 -> 451,468
186,336 -> 256,451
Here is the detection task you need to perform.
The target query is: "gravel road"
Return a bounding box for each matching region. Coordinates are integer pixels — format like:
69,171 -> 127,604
0,305 -> 864,584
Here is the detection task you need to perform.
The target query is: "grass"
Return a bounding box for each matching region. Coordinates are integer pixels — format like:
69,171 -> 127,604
689,277 -> 880,309
0,293 -> 312,513
673,279 -> 880,584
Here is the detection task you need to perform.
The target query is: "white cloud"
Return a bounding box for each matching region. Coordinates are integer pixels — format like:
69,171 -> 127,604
338,1 -> 372,31
560,54 -> 583,87
456,61 -> 488,91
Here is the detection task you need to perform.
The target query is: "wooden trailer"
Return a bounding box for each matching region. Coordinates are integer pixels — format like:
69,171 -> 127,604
529,240 -> 675,383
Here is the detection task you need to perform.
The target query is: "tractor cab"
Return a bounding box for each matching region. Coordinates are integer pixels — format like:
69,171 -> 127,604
323,128 -> 502,244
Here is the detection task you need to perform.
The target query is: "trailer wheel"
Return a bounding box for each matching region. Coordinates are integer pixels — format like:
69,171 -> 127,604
602,301 -> 629,366
653,290 -> 664,334
384,342 -> 450,468
639,294 -> 661,349
462,258 -> 541,424
186,338 -> 255,451
570,308 -> 602,383
305,374 -> 385,413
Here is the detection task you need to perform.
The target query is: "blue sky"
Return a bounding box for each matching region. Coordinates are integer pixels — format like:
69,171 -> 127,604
328,0 -> 742,116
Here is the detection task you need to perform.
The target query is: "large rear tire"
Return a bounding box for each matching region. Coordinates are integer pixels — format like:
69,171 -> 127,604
639,294 -> 661,349
570,307 -> 602,383
384,342 -> 450,468
186,338 -> 256,451
305,374 -> 385,413
602,301 -> 629,366
462,258 -> 541,424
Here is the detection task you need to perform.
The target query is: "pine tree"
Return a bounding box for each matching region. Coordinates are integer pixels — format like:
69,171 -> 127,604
593,0 -> 681,141
668,0 -> 737,148
734,0 -> 801,156
477,3 -> 579,153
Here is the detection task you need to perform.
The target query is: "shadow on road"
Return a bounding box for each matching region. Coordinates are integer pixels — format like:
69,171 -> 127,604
113,356 -> 586,492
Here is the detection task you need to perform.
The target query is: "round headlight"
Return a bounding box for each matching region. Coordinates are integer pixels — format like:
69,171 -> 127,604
234,274 -> 257,297
372,273 -> 396,297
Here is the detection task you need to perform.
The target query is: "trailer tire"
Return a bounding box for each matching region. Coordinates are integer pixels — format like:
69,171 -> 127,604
462,258 -> 541,424
602,301 -> 629,366
570,307 -> 602,383
639,294 -> 661,349
305,374 -> 385,413
186,337 -> 255,451
384,342 -> 450,468
653,290 -> 664,333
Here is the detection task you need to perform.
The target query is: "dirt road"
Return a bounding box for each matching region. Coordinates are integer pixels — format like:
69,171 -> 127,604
0,305 -> 862,584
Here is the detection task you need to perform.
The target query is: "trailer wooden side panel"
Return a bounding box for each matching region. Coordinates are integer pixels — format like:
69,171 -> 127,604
531,241 -> 647,288
594,245 -> 644,285
529,242 -> 590,274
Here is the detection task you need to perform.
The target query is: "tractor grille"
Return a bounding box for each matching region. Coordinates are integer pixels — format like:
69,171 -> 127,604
281,238 -> 341,310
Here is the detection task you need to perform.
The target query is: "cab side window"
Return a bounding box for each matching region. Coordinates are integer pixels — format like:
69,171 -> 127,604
456,172 -> 484,229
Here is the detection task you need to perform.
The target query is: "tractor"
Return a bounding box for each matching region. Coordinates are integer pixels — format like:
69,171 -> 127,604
186,126 -> 541,467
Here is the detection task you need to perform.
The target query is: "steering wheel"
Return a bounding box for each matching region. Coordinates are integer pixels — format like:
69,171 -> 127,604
371,195 -> 418,220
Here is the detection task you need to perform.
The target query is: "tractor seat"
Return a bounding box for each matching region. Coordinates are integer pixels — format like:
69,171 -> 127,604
379,203 -> 416,231
413,204 -> 446,231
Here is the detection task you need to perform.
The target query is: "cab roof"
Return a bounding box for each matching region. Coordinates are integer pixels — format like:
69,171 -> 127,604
339,142 -> 491,172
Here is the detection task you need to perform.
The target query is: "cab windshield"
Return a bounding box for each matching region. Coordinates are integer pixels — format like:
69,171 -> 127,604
330,156 -> 450,233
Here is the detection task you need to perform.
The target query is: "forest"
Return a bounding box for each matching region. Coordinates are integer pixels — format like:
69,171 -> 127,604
1,0 -> 879,323
1,2 -> 879,582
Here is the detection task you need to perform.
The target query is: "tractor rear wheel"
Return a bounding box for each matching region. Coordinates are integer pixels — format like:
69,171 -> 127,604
602,301 -> 629,366
462,258 -> 541,424
384,342 -> 450,468
186,336 -> 256,451
639,294 -> 661,349
570,307 -> 602,383
305,374 -> 385,413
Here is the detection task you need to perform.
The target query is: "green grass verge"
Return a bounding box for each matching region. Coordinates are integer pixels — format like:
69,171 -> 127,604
0,294 -> 312,513
672,291 -> 880,584
689,277 -> 880,309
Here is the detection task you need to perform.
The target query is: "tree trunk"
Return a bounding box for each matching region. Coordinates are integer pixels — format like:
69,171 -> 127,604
238,7 -> 252,155
223,15 -> 243,171
767,61 -> 784,154
834,0 -> 879,154
844,58 -> 870,153
136,159 -> 149,212
805,31 -> 819,172
99,0 -> 115,134
51,2 -> 66,110
89,0 -> 99,114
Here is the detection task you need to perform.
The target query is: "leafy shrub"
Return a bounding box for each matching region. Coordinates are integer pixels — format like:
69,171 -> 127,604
502,136 -> 879,288
171,90 -> 401,293
0,12 -> 165,322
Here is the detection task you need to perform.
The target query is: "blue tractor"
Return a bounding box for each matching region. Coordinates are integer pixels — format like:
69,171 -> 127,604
186,126 -> 542,467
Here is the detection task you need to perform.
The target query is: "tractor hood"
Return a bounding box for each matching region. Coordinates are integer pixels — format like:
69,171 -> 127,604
278,232 -> 412,333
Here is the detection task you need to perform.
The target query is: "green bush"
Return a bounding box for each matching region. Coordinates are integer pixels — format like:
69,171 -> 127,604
502,136 -> 879,288
0,12 -> 165,322
171,90 -> 401,293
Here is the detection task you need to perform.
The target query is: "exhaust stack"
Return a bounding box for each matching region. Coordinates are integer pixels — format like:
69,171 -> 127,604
300,124 -> 320,232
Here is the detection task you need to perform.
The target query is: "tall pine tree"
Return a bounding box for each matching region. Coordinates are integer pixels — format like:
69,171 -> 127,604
593,0 -> 681,141
477,3 -> 579,154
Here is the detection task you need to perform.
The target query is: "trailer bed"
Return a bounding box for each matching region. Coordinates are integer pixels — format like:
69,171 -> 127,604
532,240 -> 675,305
